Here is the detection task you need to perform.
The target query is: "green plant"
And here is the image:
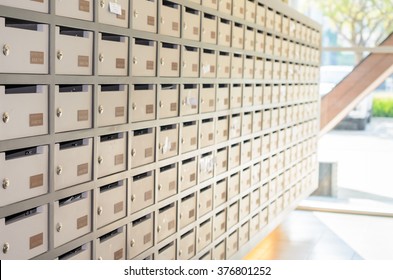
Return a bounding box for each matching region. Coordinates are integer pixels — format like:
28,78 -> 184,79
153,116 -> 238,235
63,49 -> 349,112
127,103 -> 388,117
372,97 -> 393,117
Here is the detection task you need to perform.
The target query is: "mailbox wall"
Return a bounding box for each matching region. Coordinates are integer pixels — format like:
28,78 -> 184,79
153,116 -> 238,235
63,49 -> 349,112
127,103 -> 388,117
0,0 -> 321,260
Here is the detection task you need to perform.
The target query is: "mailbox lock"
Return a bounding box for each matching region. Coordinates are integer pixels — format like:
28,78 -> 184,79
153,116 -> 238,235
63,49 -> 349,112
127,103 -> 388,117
131,149 -> 136,157
2,44 -> 10,56
132,103 -> 137,110
132,57 -> 137,64
182,61 -> 186,69
183,23 -> 187,30
180,176 -> 184,182
3,243 -> 10,254
130,239 -> 136,247
2,178 -> 10,189
160,17 -> 164,24
159,101 -> 164,108
98,257 -> 103,260
56,108 -> 63,118
56,223 -> 62,232
57,50 -> 63,61
181,100 -> 186,106
157,226 -> 162,233
181,138 -> 185,144
100,0 -> 105,8
97,206 -> 103,216
131,194 -> 136,202
158,184 -> 162,191
179,213 -> 183,219
160,58 -> 165,66
133,10 -> 138,18
198,237 -> 201,243
179,250 -> 182,256
98,156 -> 104,164
2,112 -> 10,123
56,166 -> 63,175
99,53 -> 104,62
98,105 -> 104,114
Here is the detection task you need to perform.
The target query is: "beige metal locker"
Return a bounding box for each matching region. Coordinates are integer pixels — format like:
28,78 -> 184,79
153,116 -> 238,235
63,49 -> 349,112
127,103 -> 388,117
227,230 -> 238,258
179,229 -> 195,260
197,218 -> 212,252
212,240 -> 226,260
239,221 -> 250,247
159,0 -> 180,37
180,157 -> 197,191
229,143 -> 241,169
201,49 -> 217,78
158,84 -> 179,119
216,84 -> 229,110
232,0 -> 245,19
202,13 -> 217,44
246,0 -> 256,22
181,121 -> 198,154
57,243 -> 91,260
215,147 -> 228,175
231,53 -> 243,78
199,152 -> 214,182
183,7 -> 200,41
96,227 -> 126,260
132,38 -> 157,77
157,203 -> 177,242
182,46 -> 200,77
157,164 -> 177,201
130,171 -> 154,214
55,0 -> 93,21
227,201 -> 239,229
228,172 -> 240,199
132,0 -> 157,32
230,85 -> 242,109
97,133 -> 127,178
214,178 -> 227,206
157,241 -> 176,260
128,213 -> 154,259
200,118 -> 215,148
97,85 -> 127,127
232,22 -> 244,49
199,185 -> 213,217
181,84 -> 198,116
159,43 -> 180,77
200,84 -> 216,113
218,18 -> 231,47
130,84 -> 156,122
179,193 -> 196,228
158,124 -> 178,160
213,209 -> 226,240
130,128 -> 155,168
98,0 -> 129,27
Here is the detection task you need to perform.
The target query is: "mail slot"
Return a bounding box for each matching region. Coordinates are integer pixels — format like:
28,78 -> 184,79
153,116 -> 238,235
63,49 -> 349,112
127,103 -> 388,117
239,221 -> 249,247
263,109 -> 271,130
54,85 -> 92,132
130,171 -> 154,214
213,209 -> 226,240
216,147 -> 228,175
97,84 -> 127,127
182,46 -> 199,77
229,113 -> 241,139
254,57 -> 263,79
158,164 -> 177,201
240,167 -> 251,192
98,0 -> 128,27
198,218 -> 212,252
261,183 -> 269,205
227,230 -> 238,258
132,0 -> 157,32
252,162 -> 261,186
0,205 -> 48,259
213,240 -> 226,260
229,143 -> 241,170
253,110 -> 262,133
98,33 -> 128,76
158,124 -> 178,160
57,243 -> 91,260
128,213 -> 154,259
240,195 -> 250,220
159,43 -> 179,77
260,207 -> 268,228
0,18 -> 48,74
217,51 -> 230,78
96,226 -> 126,260
130,128 -> 155,168
246,0 -> 256,21
0,0 -> 48,12
199,152 -> 214,182
263,84 -> 272,106
250,213 -> 259,237
261,158 -> 269,179
55,26 -> 92,75
182,7 -> 200,41
157,241 -> 176,260
180,84 -> 198,116
54,191 -> 91,248
180,193 -> 196,228
199,185 -> 213,218
157,203 -> 177,242
202,13 -> 217,44
96,180 -> 126,228
0,146 -> 48,207
97,132 -> 126,178
230,84 -> 242,109
181,121 -> 198,154
179,229 -> 195,260
132,38 -> 157,77
54,138 -> 92,191
251,187 -> 260,212
216,116 -> 229,144
180,157 -> 197,191
200,84 -> 216,113
241,140 -> 252,165
244,56 -> 254,79
159,0 -> 180,37
218,18 -> 231,47
252,136 -> 262,158
232,22 -> 244,49
201,49 -> 216,78
158,84 -> 179,119
131,84 -> 156,122
0,85 -> 48,140
215,85 -> 230,113
245,26 -> 255,51
200,118 -> 215,148
219,0 -> 231,14
231,53 -> 243,78
270,131 -> 278,151
228,172 -> 240,199
242,112 -> 252,136
215,178 -> 227,206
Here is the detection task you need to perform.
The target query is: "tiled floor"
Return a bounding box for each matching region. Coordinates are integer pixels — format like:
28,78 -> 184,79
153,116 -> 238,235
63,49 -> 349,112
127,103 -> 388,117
245,210 -> 393,260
